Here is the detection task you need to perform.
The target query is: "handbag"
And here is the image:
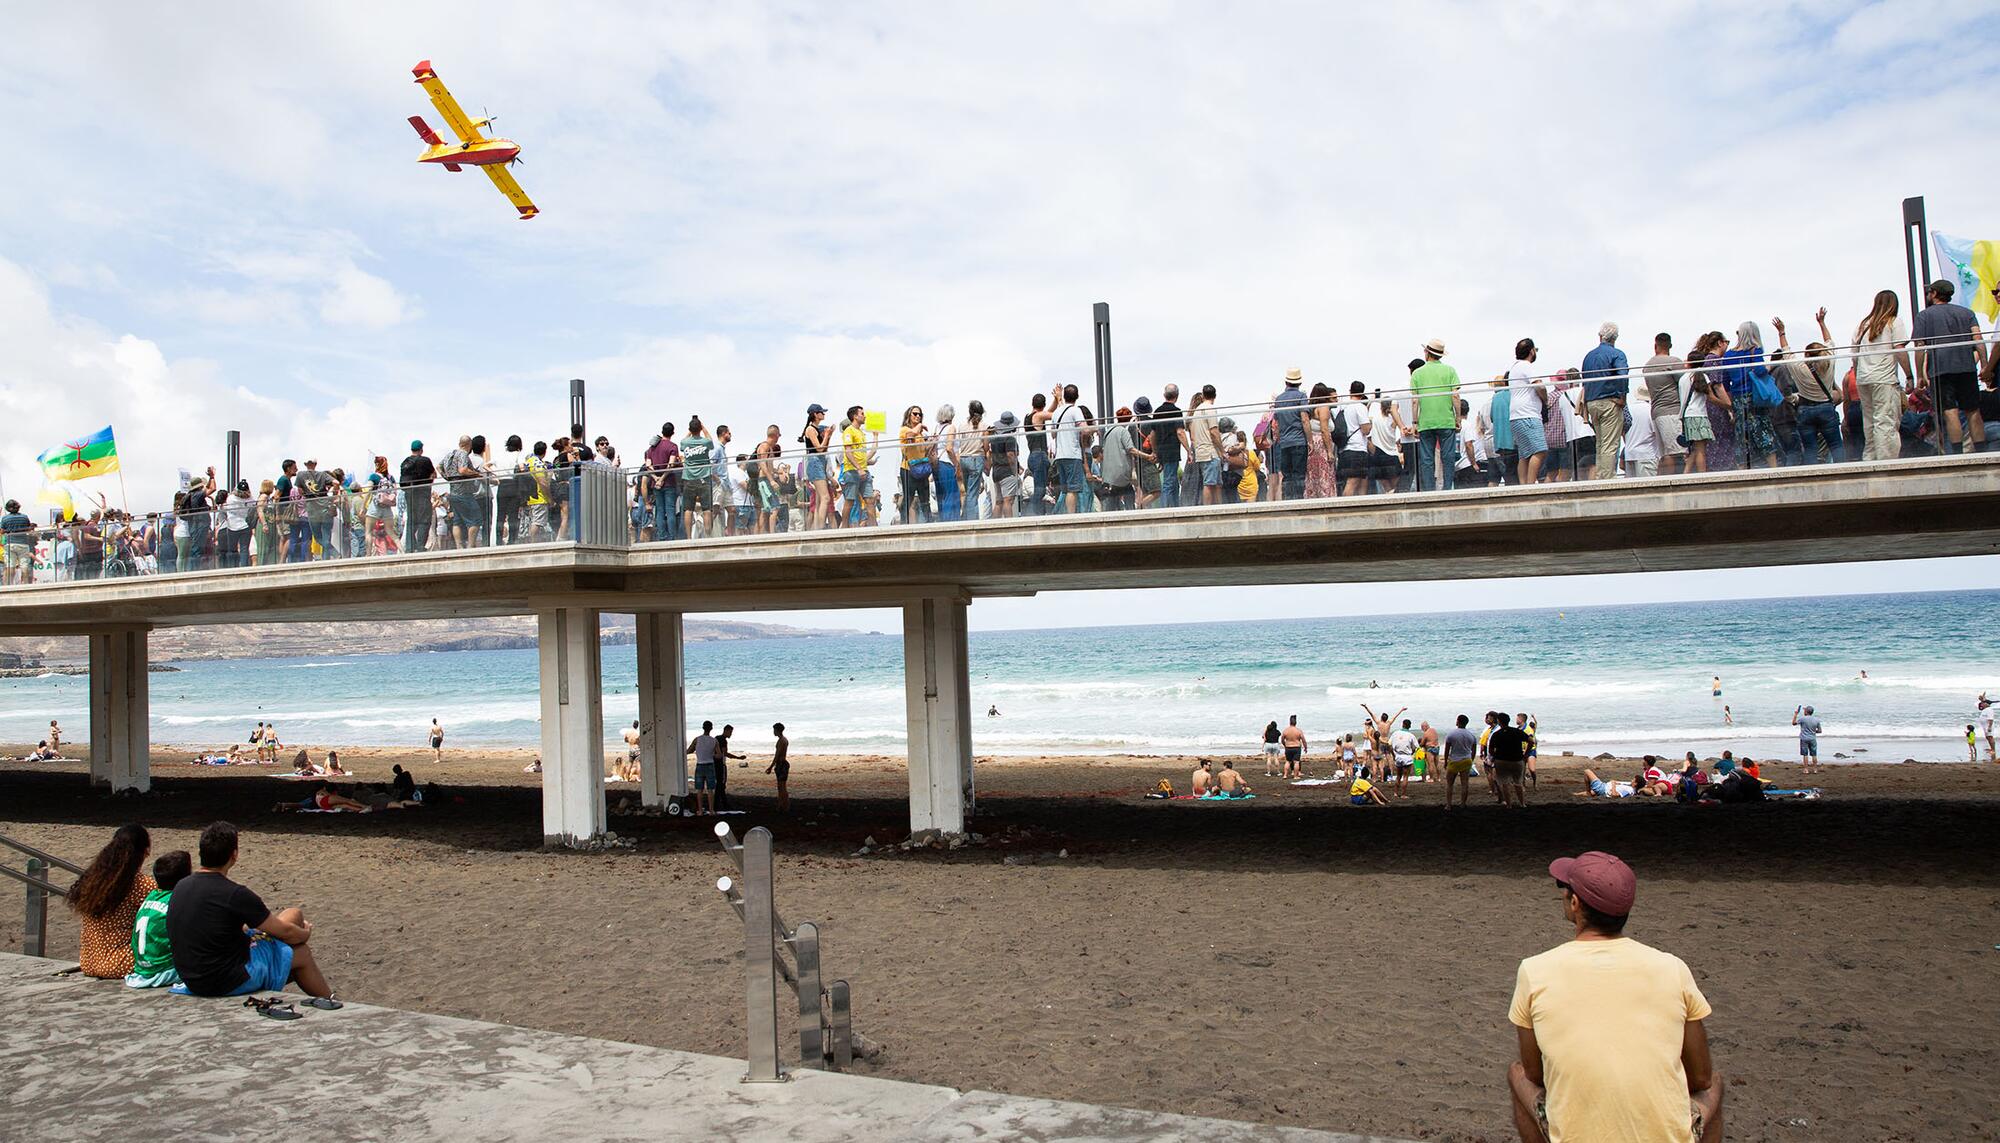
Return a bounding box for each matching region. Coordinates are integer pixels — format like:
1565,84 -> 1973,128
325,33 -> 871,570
1748,364 -> 1784,411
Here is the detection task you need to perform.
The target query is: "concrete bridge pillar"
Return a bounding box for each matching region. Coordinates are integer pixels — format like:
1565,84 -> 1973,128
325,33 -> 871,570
634,611 -> 687,808
902,596 -> 974,835
537,607 -> 605,847
87,628 -> 151,793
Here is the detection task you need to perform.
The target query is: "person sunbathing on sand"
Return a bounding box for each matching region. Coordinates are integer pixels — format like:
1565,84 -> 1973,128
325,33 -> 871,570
1575,769 -> 1637,799
311,784 -> 371,812
1214,760 -> 1251,797
1191,759 -> 1214,796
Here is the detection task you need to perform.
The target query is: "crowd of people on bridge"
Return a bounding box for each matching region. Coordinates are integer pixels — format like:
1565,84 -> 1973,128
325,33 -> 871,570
9,280 -> 1995,582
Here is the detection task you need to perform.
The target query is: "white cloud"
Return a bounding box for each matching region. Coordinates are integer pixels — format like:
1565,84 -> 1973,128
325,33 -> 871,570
319,264 -> 418,328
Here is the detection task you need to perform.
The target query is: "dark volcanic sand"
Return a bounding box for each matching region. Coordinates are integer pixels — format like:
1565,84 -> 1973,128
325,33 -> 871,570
4,750 -> 1997,1142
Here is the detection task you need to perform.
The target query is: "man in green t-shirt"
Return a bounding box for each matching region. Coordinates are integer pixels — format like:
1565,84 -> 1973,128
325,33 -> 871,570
1410,338 -> 1462,492
128,850 -> 192,988
678,416 -> 719,538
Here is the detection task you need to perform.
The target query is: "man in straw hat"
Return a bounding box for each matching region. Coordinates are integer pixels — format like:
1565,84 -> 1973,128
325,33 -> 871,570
1270,368 -> 1311,500
1507,851 -> 1723,1142
1410,338 -> 1462,491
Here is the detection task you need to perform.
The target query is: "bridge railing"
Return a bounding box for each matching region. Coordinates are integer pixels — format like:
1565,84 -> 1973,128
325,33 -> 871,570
0,832 -> 81,958
5,331 -> 1996,588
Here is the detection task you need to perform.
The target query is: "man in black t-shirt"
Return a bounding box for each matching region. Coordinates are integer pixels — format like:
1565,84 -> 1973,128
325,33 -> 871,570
1487,713 -> 1530,809
166,821 -> 336,999
400,441 -> 437,552
1151,384 -> 1186,508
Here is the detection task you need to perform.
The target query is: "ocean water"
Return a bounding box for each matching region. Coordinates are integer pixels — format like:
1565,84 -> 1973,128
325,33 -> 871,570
1,591 -> 1993,764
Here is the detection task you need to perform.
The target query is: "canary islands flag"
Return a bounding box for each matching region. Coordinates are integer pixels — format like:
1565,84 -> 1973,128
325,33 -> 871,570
36,425 -> 121,482
1931,232 -> 1999,324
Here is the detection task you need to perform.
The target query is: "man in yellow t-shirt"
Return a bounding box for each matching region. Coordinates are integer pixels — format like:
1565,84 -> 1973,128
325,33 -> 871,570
838,406 -> 877,526
1508,851 -> 1723,1143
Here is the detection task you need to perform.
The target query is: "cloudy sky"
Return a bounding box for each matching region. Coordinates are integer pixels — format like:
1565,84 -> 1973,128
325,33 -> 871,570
2,1 -> 1995,628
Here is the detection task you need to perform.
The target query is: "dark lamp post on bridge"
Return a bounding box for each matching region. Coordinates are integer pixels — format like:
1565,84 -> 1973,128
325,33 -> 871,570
1901,197 -> 1946,454
1093,303 -> 1114,417
224,430 -> 241,490
568,378 -> 587,439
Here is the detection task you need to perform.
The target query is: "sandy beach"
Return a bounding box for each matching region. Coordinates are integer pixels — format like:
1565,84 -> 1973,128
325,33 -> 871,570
4,745 -> 1997,1142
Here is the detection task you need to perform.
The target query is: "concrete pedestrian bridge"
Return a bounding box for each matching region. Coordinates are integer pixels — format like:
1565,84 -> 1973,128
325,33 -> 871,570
7,455 -> 1997,844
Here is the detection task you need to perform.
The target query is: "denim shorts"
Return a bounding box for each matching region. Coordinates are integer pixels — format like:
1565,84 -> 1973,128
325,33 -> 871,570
1202,457 -> 1223,487
1055,457 -> 1086,493
805,454 -> 828,483
694,764 -> 717,791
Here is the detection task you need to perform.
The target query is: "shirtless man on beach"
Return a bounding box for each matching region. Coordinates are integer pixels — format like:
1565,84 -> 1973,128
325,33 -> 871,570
428,718 -> 444,764
1280,717 -> 1308,779
765,723 -> 792,811
1192,759 -> 1215,796
1360,703 -> 1406,753
1215,760 -> 1251,797
618,720 -> 642,782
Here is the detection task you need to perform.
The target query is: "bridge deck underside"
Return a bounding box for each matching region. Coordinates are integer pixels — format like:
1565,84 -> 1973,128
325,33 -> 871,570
1,458 -> 1993,630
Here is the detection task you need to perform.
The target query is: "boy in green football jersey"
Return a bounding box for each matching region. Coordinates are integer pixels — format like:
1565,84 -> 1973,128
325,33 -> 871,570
126,850 -> 192,989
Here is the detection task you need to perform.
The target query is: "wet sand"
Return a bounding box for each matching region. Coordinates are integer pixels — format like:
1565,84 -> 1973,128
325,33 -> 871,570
4,746 -> 1997,1142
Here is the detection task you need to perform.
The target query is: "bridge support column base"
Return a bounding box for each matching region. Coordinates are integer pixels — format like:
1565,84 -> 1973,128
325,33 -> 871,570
537,607 -> 605,847
88,629 -> 150,793
635,611 -> 686,808
903,597 -> 973,835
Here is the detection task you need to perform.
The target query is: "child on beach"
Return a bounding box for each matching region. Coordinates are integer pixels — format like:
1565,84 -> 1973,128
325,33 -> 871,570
127,850 -> 191,989
1970,725 -> 1980,764
1349,774 -> 1387,805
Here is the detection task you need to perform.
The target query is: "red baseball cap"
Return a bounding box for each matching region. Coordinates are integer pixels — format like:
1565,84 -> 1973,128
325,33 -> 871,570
1549,851 -> 1636,916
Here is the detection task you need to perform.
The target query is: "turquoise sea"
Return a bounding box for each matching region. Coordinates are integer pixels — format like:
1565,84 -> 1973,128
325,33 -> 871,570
1,591 -> 1993,764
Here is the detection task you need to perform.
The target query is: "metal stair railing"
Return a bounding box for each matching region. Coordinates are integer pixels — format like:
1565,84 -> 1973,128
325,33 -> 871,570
0,831 -> 80,958
713,822 -> 856,1082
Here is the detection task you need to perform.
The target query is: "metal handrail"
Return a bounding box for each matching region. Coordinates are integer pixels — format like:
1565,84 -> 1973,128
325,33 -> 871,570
0,862 -> 70,897
0,832 -> 84,875
713,823 -> 855,1080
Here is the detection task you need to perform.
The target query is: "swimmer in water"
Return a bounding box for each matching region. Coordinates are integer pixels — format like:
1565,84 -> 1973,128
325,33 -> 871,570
1711,676 -> 1722,697
1723,705 -> 1733,726
987,705 -> 1000,718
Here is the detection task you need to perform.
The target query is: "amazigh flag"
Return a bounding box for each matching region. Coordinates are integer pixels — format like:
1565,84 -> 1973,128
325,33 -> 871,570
36,425 -> 119,482
1932,232 -> 1999,324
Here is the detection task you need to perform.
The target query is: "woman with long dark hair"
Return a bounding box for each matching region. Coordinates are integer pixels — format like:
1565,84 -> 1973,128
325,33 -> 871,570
69,823 -> 155,979
1853,289 -> 1914,462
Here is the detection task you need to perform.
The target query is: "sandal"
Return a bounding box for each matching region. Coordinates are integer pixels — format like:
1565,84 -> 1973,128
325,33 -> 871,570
302,996 -> 343,1010
244,996 -> 301,1021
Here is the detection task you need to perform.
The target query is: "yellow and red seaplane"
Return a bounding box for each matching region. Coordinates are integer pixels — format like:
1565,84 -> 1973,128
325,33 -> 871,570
407,60 -> 538,220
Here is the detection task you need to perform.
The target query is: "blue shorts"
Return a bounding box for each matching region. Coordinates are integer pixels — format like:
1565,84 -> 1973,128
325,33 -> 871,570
222,937 -> 295,996
806,455 -> 828,483
694,765 -> 717,791
1511,417 -> 1548,456
1202,457 -> 1223,487
1350,794 -> 1369,805
1799,738 -> 1818,756
1055,457 -> 1085,493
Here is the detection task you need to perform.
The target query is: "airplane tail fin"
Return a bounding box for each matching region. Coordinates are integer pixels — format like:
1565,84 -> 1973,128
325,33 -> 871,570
407,115 -> 445,145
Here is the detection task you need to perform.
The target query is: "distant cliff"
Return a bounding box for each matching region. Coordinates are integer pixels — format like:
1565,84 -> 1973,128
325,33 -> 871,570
0,615 -> 843,666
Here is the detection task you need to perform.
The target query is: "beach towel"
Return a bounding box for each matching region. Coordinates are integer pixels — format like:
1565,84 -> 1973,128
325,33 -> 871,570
1761,787 -> 1822,800
1170,792 -> 1256,801
1288,778 -> 1345,787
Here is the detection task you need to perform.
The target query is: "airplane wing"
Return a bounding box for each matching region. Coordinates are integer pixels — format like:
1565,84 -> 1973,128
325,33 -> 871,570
411,60 -> 482,143
483,165 -> 539,220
